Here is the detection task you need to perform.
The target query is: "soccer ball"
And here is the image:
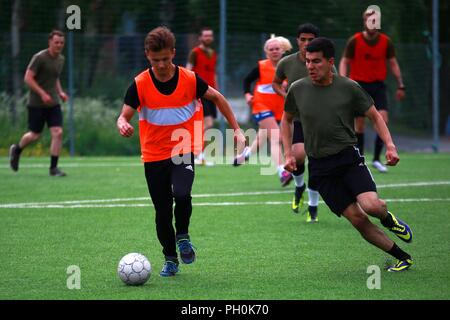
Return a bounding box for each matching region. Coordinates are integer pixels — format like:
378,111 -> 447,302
117,253 -> 152,286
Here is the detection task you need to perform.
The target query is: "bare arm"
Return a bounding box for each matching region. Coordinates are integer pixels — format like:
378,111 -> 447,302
280,111 -> 296,172
56,79 -> 68,102
117,104 -> 136,138
24,69 -> 53,105
339,57 -> 351,77
186,50 -> 195,71
365,105 -> 399,166
202,86 -> 246,151
389,57 -> 405,101
272,75 -> 287,98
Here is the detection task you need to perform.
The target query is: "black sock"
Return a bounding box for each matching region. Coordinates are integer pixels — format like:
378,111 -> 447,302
373,135 -> 384,162
380,211 -> 394,228
356,133 -> 364,155
387,243 -> 411,261
16,145 -> 23,155
50,155 -> 59,169
292,163 -> 305,176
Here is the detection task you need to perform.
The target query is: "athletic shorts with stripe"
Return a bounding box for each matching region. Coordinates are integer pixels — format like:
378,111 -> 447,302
308,146 -> 377,216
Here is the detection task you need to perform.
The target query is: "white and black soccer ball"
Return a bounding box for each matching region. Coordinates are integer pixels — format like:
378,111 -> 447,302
117,253 -> 152,286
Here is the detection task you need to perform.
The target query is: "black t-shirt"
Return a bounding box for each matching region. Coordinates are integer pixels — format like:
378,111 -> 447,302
124,66 -> 209,109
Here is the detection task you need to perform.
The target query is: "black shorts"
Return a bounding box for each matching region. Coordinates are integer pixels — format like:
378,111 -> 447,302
200,98 -> 217,118
292,120 -> 304,144
357,81 -> 388,111
27,105 -> 63,133
308,146 -> 377,216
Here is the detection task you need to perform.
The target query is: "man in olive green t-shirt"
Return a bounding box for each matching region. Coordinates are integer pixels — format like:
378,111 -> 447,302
9,30 -> 68,177
282,37 -> 414,272
272,23 -> 321,222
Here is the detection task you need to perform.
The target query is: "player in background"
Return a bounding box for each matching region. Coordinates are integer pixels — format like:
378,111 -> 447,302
235,36 -> 293,186
282,37 -> 413,272
186,27 -> 218,166
272,23 -> 321,222
117,26 -> 245,277
9,30 -> 69,177
339,7 -> 405,173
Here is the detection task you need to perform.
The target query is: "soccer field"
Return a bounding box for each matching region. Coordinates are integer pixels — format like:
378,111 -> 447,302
0,153 -> 449,300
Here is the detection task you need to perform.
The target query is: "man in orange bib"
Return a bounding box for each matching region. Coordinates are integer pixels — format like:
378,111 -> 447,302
186,27 -> 219,166
117,26 -> 245,277
339,7 -> 405,173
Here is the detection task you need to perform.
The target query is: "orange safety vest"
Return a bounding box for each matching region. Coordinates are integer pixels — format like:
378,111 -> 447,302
135,67 -> 204,162
349,32 -> 389,83
192,46 -> 217,88
252,59 -> 285,121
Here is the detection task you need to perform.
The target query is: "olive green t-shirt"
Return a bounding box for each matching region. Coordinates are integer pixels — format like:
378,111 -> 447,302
284,74 -> 374,158
275,52 -> 308,88
27,49 -> 65,107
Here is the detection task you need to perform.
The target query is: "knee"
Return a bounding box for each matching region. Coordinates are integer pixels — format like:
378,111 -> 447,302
29,132 -> 41,141
51,127 -> 63,139
361,198 -> 386,215
173,192 -> 191,203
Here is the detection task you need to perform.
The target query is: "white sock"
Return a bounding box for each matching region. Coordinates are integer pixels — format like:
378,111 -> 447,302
277,165 -> 285,177
293,173 -> 305,187
244,147 -> 251,158
198,152 -> 204,160
308,189 -> 320,207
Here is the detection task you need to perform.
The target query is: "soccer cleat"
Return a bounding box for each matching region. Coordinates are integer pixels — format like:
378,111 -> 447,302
372,160 -> 388,173
292,184 -> 306,213
9,144 -> 20,172
306,206 -> 319,223
159,261 -> 179,277
233,147 -> 250,167
280,171 -> 293,187
387,212 -> 413,243
177,239 -> 196,264
49,167 -> 67,177
387,258 -> 413,272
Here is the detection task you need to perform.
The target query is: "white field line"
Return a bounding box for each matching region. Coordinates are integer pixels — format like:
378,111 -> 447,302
1,198 -> 450,209
0,163 -> 142,169
0,181 -> 449,209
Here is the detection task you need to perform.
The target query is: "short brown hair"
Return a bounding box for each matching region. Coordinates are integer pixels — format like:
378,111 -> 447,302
144,26 -> 176,52
48,30 -> 65,40
199,27 -> 213,36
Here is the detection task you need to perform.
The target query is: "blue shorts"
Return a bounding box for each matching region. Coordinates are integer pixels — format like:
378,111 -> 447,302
252,111 -> 275,125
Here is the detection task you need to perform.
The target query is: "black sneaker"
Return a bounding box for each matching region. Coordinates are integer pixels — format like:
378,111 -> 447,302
9,144 -> 20,172
306,206 -> 319,223
177,238 -> 196,264
292,184 -> 306,213
49,167 -> 67,177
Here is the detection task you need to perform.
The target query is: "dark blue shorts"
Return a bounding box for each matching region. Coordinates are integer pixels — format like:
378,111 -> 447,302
252,111 -> 275,125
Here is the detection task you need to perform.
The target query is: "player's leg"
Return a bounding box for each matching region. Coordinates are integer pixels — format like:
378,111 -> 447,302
233,114 -> 266,166
341,202 -> 413,271
258,115 -> 290,185
371,82 -> 389,173
47,105 -> 66,176
9,106 -> 44,172
355,116 -> 366,155
196,99 -> 216,166
171,153 -> 196,264
144,160 -> 179,276
291,121 -> 306,212
372,110 -> 389,173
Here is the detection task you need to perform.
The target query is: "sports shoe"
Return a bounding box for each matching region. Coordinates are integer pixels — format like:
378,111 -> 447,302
306,206 -> 319,223
49,167 -> 67,177
159,260 -> 179,277
9,144 -> 20,172
233,147 -> 250,167
387,258 -> 413,272
386,211 -> 413,243
372,160 -> 388,173
177,239 -> 196,264
292,184 -> 306,213
280,171 -> 293,187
